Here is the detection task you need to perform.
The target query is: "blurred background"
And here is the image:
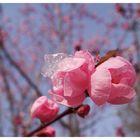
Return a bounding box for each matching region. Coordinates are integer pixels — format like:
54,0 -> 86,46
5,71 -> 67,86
0,3 -> 140,137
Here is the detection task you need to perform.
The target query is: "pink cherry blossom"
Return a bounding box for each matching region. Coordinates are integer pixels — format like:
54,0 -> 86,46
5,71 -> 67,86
30,96 -> 59,123
89,56 -> 136,105
49,50 -> 95,107
75,50 -> 95,75
35,126 -> 56,137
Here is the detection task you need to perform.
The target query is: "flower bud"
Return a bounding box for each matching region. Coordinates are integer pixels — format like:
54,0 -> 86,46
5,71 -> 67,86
12,112 -> 24,125
35,126 -> 55,137
77,104 -> 90,118
136,7 -> 140,17
75,44 -> 81,51
122,22 -> 130,30
116,127 -> 125,137
115,4 -> 125,16
30,96 -> 59,123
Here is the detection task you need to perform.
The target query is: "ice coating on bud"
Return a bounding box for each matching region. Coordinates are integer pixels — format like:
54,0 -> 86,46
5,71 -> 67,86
41,53 -> 68,78
49,50 -> 95,107
77,104 -> 90,118
42,50 -> 136,107
30,96 -> 59,123
35,126 -> 56,137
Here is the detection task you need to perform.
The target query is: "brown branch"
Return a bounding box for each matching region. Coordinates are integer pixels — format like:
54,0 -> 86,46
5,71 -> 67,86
68,115 -> 81,136
0,56 -> 18,136
59,119 -> 70,129
25,48 -> 119,137
0,46 -> 42,97
25,106 -> 81,137
95,49 -> 118,67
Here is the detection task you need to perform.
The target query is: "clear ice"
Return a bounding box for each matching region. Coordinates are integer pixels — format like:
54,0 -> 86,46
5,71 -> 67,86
41,53 -> 68,78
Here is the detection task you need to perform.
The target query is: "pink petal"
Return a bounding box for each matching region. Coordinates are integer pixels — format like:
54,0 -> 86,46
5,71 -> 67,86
116,56 -> 134,66
97,57 -> 126,70
49,90 -> 64,103
109,66 -> 136,86
98,56 -> 136,86
75,50 -> 95,74
89,68 -> 111,105
30,96 -> 59,122
65,93 -> 86,107
35,126 -> 56,137
64,69 -> 88,97
108,83 -> 136,104
51,72 -> 65,92
49,90 -> 85,107
116,56 -> 136,86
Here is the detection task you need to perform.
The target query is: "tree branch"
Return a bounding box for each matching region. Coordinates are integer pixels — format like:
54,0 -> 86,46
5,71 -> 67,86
0,56 -> 18,136
0,46 -> 42,97
59,119 -> 70,129
25,106 -> 81,137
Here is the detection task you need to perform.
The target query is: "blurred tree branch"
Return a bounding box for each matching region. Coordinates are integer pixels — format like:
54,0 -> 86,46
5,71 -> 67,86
0,47 -> 42,97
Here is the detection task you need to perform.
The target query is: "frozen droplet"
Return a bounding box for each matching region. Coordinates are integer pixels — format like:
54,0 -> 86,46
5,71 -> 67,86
41,53 -> 68,78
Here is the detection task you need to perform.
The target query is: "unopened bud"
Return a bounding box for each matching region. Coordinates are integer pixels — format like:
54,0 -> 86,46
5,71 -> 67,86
75,44 -> 81,51
30,96 -> 59,123
77,104 -> 90,118
136,7 -> 140,17
115,4 -> 125,16
35,126 -> 56,137
116,127 -> 125,137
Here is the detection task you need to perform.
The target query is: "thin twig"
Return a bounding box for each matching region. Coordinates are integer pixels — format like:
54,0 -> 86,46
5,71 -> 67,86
0,46 -> 42,97
25,106 -> 81,137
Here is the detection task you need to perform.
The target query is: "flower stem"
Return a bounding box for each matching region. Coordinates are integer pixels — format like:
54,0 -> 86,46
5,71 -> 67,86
25,106 -> 81,137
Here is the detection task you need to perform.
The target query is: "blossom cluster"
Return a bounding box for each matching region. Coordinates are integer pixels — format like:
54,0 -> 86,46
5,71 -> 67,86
47,50 -> 136,107
30,50 -> 136,136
